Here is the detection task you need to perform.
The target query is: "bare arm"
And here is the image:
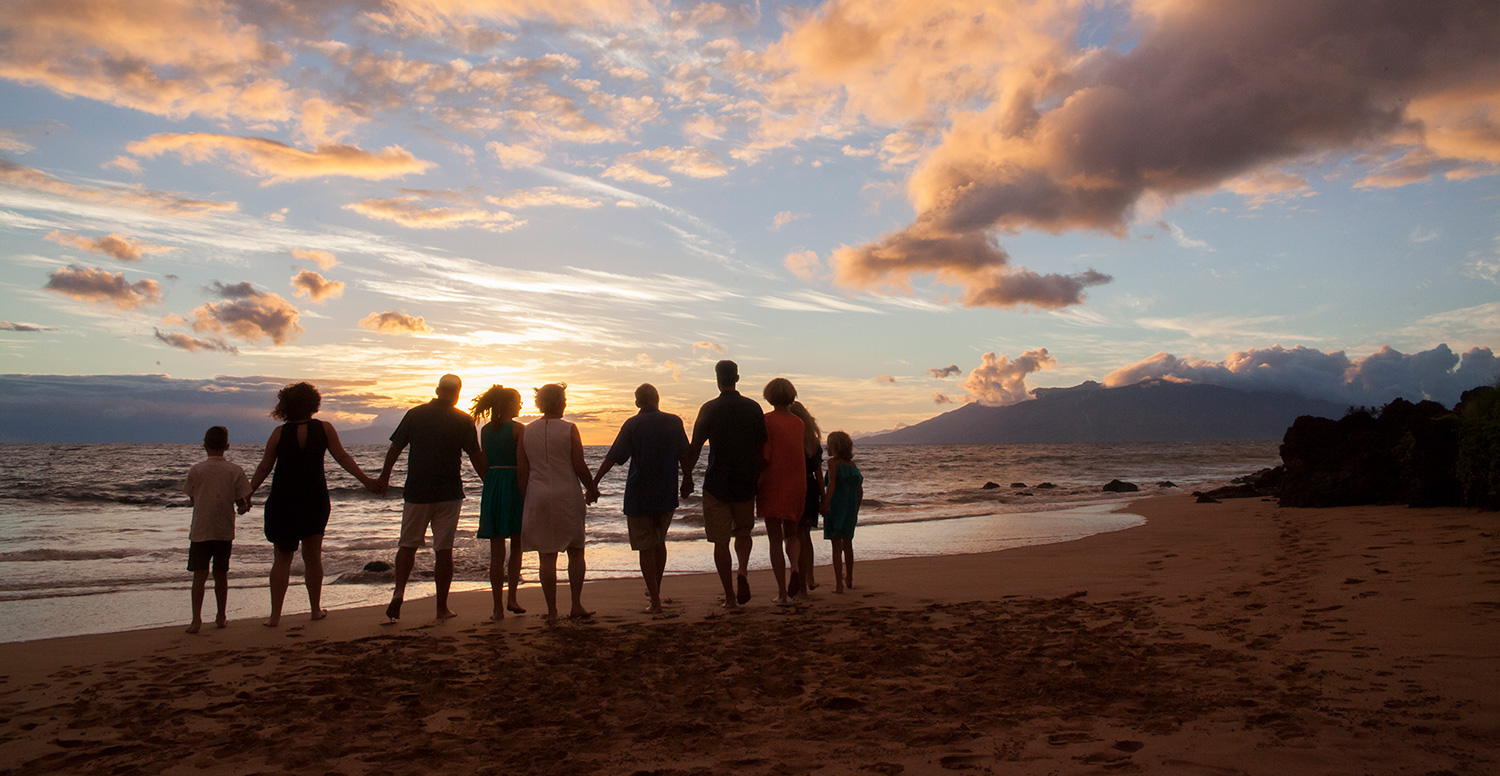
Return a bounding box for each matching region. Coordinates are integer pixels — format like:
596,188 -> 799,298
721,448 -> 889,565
820,459 -> 839,515
570,424 -> 599,504
323,422 -> 379,491
469,447 -> 488,479
248,427 -> 281,495
592,457 -> 615,491
516,431 -> 530,500
377,441 -> 404,496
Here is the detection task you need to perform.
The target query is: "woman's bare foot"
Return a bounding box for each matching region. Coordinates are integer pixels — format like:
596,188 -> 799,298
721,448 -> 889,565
491,608 -> 505,621
833,585 -> 845,594
807,579 -> 819,591
507,603 -> 527,614
263,615 -> 281,627
186,620 -> 202,634
215,615 -> 228,629
568,608 -> 594,620
643,603 -> 662,614
385,598 -> 402,621
436,608 -> 458,621
720,597 -> 739,609
310,609 -> 328,621
544,610 -> 560,624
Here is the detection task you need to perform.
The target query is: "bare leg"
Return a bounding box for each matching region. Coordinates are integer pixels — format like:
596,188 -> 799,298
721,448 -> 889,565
798,525 -> 817,590
766,519 -> 789,603
434,548 -> 456,619
566,546 -> 591,619
712,541 -> 736,608
734,533 -> 752,577
387,545 -> 417,620
267,548 -> 294,626
783,524 -> 802,598
303,535 -> 327,620
845,540 -> 854,589
831,537 -> 846,594
489,538 -> 506,620
212,567 -> 229,628
507,539 -> 526,613
539,551 -> 560,622
654,543 -> 668,605
188,569 -> 208,633
639,545 -> 664,613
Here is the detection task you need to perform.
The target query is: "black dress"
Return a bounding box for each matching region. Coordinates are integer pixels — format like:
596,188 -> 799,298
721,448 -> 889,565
800,447 -> 823,529
264,420 -> 331,550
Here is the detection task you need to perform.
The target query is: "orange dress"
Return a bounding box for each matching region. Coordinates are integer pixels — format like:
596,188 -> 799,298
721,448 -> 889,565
756,410 -> 806,521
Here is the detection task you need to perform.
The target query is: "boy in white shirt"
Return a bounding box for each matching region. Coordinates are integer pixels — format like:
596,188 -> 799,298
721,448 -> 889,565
182,426 -> 252,633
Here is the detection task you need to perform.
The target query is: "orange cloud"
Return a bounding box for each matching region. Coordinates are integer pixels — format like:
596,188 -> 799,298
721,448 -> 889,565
44,230 -> 176,262
290,248 -> 338,270
359,310 -> 433,335
127,133 -> 433,183
486,141 -> 546,169
486,187 -> 601,209
344,194 -> 522,231
769,211 -> 808,230
192,282 -> 302,345
44,265 -> 162,310
289,270 -> 345,303
371,0 -> 656,35
1,159 -> 235,216
603,146 -> 731,188
153,328 -> 238,354
783,249 -> 821,282
962,349 -> 1056,406
692,341 -> 727,355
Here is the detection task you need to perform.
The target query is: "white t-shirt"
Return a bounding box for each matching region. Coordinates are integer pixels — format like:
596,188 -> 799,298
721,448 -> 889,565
183,456 -> 251,542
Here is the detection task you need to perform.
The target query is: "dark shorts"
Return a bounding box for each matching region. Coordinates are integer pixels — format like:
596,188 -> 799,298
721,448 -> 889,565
188,540 -> 232,572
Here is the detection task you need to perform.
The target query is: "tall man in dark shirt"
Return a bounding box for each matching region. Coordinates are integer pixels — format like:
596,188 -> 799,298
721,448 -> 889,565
377,374 -> 486,621
682,360 -> 767,608
592,383 -> 691,614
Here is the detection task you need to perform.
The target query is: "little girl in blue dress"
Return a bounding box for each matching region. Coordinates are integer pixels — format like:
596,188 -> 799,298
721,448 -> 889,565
819,430 -> 863,593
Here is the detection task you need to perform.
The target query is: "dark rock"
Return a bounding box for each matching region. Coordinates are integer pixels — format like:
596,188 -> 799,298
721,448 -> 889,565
363,560 -> 393,573
1157,481 -> 1177,488
981,481 -> 1000,490
1102,479 -> 1139,493
1010,482 -> 1027,488
1196,495 -> 1221,503
1035,482 -> 1057,489
1279,398 -> 1463,508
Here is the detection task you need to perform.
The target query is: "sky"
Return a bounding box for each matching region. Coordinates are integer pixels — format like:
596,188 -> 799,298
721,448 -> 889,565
1,0 -> 1498,444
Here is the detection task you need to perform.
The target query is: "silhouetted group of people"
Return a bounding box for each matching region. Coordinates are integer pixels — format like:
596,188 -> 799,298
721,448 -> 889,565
180,360 -> 863,631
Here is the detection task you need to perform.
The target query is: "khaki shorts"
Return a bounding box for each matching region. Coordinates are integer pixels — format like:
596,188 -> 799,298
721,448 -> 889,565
627,512 -> 673,551
400,500 -> 462,550
703,493 -> 754,544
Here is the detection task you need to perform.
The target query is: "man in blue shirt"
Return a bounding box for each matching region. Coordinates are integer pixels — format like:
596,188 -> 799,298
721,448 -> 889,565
683,360 -> 767,608
592,383 -> 691,614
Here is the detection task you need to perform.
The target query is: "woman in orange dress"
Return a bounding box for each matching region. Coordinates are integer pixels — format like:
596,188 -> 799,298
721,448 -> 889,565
757,378 -> 806,604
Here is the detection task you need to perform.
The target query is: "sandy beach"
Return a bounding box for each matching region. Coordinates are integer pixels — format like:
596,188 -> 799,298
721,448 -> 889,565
1,495 -> 1496,775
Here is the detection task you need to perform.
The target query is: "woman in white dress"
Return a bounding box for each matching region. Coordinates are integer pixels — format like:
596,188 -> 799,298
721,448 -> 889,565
518,383 -> 599,621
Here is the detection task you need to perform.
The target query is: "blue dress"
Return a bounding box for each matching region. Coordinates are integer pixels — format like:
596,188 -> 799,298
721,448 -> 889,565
478,420 -> 522,539
823,463 -> 863,540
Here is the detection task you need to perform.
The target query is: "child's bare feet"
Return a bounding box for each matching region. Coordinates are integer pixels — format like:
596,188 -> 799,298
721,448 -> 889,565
491,608 -> 505,621
310,609 -> 328,621
385,598 -> 402,620
263,615 -> 280,627
186,620 -> 202,634
215,615 -> 228,629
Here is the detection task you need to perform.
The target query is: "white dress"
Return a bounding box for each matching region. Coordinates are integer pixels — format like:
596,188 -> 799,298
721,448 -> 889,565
520,417 -> 586,552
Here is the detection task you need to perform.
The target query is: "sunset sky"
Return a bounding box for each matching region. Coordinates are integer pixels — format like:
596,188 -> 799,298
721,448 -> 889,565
2,0 -> 1498,443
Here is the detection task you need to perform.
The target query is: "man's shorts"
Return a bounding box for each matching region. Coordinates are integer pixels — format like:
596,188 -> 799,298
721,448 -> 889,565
400,500 -> 462,550
187,540 -> 232,572
627,511 -> 673,551
702,493 -> 754,544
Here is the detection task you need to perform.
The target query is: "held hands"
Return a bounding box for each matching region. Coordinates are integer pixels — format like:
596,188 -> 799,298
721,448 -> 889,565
236,498 -> 252,515
680,474 -> 694,499
585,485 -> 601,505
362,475 -> 387,496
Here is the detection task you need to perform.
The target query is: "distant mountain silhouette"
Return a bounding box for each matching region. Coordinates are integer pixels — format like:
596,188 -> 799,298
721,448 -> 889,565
862,380 -> 1347,444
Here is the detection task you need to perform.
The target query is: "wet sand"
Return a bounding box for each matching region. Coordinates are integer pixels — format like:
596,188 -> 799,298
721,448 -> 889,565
1,495 -> 1497,774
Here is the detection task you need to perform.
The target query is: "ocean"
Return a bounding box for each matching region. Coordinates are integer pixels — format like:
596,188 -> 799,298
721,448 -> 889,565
0,441 -> 1280,642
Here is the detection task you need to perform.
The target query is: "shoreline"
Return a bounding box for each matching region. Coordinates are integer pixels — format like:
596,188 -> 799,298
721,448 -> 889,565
2,495 -> 1497,774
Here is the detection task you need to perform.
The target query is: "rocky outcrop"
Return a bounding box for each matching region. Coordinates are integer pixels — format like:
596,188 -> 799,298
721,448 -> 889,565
1278,398 -> 1464,508
1102,479 -> 1139,493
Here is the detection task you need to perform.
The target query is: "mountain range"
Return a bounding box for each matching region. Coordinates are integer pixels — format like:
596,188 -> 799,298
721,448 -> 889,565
860,380 -> 1349,445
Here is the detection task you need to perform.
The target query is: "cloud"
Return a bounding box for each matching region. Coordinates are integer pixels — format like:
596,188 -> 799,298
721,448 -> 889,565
370,0 -> 655,36
127,133 -> 433,183
692,341 -> 727,355
486,141 -> 545,169
192,282 -> 302,344
1103,344 -> 1500,407
603,146 -> 731,188
960,348 -> 1057,406
344,194 -> 521,231
0,130 -> 34,155
875,374 -> 896,384
830,227 -> 1111,309
1,159 -> 235,216
1163,223 -> 1212,251
783,249 -> 821,282
486,187 -> 600,209
769,211 -> 808,230
928,364 -> 960,379
359,310 -> 433,335
289,269 -> 345,303
932,392 -> 961,405
1222,170 -> 1316,208
290,248 -> 338,270
44,265 -> 163,310
44,230 -> 176,262
153,327 -> 238,354
1,321 -> 57,332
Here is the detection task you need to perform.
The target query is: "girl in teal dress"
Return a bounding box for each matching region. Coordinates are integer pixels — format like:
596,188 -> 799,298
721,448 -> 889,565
819,430 -> 864,593
472,385 -> 526,619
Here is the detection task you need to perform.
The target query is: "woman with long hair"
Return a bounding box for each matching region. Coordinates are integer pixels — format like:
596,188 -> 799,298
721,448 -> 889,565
472,385 -> 527,620
517,384 -> 600,622
249,382 -> 380,626
788,400 -> 822,593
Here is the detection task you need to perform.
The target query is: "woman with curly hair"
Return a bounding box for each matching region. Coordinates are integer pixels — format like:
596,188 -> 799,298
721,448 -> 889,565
249,382 -> 380,627
472,384 -> 527,620
518,383 -> 599,622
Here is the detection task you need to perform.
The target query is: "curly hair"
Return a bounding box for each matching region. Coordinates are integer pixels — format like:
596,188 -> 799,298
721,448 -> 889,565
471,384 -> 522,423
271,382 -> 321,421
534,383 -> 567,416
826,430 -> 854,460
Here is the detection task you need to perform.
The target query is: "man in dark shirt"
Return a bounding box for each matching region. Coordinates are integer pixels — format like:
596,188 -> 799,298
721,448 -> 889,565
683,360 -> 767,608
377,374 -> 486,621
592,383 -> 691,614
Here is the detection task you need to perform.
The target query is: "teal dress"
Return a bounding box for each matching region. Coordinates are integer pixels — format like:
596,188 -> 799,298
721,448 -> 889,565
479,420 -> 523,539
823,463 -> 863,540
